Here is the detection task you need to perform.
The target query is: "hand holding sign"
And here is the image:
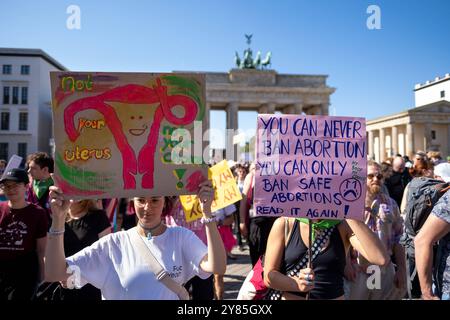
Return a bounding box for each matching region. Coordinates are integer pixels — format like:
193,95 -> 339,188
197,180 -> 214,216
180,160 -> 243,222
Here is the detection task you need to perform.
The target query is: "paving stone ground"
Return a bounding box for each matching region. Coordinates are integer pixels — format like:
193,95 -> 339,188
223,244 -> 252,300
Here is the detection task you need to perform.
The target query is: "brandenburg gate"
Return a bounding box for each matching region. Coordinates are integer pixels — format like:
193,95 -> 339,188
179,35 -> 336,160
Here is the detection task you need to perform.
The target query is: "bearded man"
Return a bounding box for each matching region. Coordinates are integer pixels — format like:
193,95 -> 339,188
345,160 -> 406,300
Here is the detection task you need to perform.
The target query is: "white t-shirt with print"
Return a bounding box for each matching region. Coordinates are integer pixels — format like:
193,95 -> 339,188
66,226 -> 209,300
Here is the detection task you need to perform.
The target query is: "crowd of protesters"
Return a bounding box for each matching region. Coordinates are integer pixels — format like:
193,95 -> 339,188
0,149 -> 449,300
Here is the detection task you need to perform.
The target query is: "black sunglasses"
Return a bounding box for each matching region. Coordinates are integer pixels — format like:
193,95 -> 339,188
367,173 -> 383,180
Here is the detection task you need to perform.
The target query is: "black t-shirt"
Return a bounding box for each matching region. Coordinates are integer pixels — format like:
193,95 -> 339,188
59,209 -> 111,300
64,209 -> 111,257
385,170 -> 412,207
0,203 -> 48,261
0,202 -> 48,299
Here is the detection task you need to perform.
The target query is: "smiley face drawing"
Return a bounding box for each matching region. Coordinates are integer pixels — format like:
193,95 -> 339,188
339,178 -> 362,202
128,115 -> 148,136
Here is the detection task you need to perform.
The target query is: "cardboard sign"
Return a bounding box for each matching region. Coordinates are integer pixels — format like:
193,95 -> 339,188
50,72 -> 208,199
180,160 -> 242,222
254,114 -> 367,221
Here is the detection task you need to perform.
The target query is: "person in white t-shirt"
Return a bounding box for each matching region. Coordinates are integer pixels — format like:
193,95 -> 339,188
44,180 -> 227,300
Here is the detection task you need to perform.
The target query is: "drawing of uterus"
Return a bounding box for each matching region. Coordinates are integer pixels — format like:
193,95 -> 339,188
63,79 -> 199,190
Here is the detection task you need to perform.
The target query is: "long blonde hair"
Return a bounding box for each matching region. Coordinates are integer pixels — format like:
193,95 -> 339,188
67,199 -> 98,221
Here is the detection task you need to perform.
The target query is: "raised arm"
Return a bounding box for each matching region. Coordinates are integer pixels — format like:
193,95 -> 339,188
345,219 -> 389,267
414,215 -> 450,299
263,217 -> 313,293
239,172 -> 253,238
198,180 -> 227,275
44,185 -> 71,282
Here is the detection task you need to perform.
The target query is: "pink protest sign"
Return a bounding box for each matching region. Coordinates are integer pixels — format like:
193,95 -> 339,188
254,114 -> 367,221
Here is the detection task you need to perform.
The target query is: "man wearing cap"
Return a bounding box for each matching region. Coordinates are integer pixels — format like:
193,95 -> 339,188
415,163 -> 450,300
0,168 -> 48,299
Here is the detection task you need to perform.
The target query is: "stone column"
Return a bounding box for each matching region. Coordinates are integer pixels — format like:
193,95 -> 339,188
314,106 -> 322,116
424,122 -> 432,151
379,128 -> 385,162
294,103 -> 303,114
226,102 -> 239,161
283,105 -> 295,114
307,106 -> 321,115
202,103 -> 210,163
391,126 -> 398,156
368,130 -> 374,160
406,123 -> 414,158
321,103 -> 330,116
258,105 -> 268,114
448,125 -> 450,158
267,102 -> 276,114
204,102 -> 211,139
258,103 -> 276,114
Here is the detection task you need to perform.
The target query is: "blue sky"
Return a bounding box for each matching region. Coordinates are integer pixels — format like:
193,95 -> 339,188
1,0 -> 449,148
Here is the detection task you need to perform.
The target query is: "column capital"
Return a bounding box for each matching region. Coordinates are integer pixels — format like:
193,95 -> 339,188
264,103 -> 276,113
283,105 -> 295,114
320,102 -> 330,116
227,102 -> 239,110
293,103 -> 303,114
259,103 -> 276,114
315,106 -> 323,116
258,105 -> 268,114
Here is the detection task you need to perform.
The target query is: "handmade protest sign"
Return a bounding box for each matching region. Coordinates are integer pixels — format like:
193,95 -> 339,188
50,72 -> 208,199
254,114 -> 367,221
180,160 -> 242,222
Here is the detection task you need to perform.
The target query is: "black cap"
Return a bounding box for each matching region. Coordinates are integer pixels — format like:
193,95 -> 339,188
0,168 -> 29,184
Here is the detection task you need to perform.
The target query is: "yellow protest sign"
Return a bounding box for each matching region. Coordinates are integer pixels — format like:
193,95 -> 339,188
180,160 -> 242,222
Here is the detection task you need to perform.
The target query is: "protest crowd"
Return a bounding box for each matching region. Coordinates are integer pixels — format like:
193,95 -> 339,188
1,146 -> 450,301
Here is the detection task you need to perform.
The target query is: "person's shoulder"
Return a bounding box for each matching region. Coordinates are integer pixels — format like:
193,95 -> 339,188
94,229 -> 129,248
87,208 -> 108,219
272,216 -> 290,231
0,201 -> 8,214
442,188 -> 450,200
168,225 -> 200,241
432,191 -> 450,215
26,203 -> 48,215
380,193 -> 398,209
108,229 -> 129,241
169,225 -> 191,235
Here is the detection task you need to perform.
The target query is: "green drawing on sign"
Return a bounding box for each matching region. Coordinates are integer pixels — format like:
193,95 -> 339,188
173,168 -> 187,189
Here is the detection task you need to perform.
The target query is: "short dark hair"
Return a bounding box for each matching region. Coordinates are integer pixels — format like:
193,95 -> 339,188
26,152 -> 54,173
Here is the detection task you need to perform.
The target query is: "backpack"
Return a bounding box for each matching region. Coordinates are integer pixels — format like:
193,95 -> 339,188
400,177 -> 450,256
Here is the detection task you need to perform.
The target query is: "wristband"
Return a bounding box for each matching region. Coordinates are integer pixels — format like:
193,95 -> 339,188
200,216 -> 217,225
48,228 -> 65,236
